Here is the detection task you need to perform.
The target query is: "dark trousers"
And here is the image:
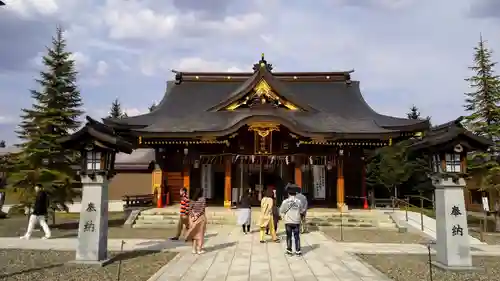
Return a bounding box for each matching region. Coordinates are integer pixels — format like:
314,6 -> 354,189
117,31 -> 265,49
285,223 -> 300,252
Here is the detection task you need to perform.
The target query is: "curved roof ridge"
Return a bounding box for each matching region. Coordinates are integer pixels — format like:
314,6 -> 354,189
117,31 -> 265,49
350,81 -> 429,131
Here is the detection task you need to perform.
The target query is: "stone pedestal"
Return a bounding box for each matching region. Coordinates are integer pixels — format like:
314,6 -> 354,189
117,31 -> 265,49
432,178 -> 477,271
71,175 -> 111,266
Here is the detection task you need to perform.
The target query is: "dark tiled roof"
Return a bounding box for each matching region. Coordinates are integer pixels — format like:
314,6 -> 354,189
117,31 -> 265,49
104,66 -> 428,137
409,117 -> 492,151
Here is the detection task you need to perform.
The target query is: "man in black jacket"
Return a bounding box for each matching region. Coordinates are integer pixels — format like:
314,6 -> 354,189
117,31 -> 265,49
20,184 -> 51,239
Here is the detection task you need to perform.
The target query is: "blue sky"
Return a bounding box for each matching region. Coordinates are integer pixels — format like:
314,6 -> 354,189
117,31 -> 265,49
0,0 -> 499,145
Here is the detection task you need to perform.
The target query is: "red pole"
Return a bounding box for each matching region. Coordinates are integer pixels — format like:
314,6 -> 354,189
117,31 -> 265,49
362,159 -> 368,209
157,190 -> 163,208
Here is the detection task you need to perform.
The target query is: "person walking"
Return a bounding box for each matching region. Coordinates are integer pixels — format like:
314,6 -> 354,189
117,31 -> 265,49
237,189 -> 252,234
20,184 -> 51,239
280,187 -> 305,256
295,188 -> 308,233
258,188 -> 279,243
170,187 -> 190,241
185,187 -> 207,254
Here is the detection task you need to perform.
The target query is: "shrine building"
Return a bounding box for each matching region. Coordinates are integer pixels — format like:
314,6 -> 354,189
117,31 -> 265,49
104,55 -> 429,208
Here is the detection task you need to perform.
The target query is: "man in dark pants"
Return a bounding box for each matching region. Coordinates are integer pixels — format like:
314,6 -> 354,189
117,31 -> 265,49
279,187 -> 305,256
20,184 -> 51,239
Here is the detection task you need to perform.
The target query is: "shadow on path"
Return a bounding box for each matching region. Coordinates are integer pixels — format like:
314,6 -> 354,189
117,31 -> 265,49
204,241 -> 238,252
301,243 -> 320,255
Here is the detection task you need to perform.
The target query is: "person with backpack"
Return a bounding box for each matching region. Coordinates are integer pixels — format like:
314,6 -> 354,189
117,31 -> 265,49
279,186 -> 305,256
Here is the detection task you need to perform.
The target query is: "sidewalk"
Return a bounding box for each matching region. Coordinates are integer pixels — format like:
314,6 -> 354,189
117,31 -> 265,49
150,227 -> 391,281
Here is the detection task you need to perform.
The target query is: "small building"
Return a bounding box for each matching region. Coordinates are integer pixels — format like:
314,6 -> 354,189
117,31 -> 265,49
102,55 -> 429,208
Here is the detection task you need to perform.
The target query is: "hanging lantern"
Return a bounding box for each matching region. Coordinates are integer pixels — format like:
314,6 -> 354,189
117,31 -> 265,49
327,161 -> 333,170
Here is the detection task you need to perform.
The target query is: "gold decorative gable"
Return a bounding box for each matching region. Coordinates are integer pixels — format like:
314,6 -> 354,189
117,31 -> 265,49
225,79 -> 301,111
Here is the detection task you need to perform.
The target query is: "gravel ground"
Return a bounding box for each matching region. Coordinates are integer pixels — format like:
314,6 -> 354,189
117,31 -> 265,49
0,215 -> 179,239
359,254 -> 500,281
322,228 -> 429,244
0,249 -> 176,281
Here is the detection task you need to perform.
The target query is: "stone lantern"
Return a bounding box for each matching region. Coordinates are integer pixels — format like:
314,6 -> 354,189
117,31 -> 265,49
409,117 -> 491,271
59,117 -> 133,265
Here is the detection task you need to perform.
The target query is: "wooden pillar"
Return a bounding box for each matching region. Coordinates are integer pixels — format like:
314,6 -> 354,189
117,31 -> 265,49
337,148 -> 345,209
224,157 -> 232,208
183,165 -> 190,193
294,167 -> 302,188
361,157 -> 368,209
152,167 -> 164,207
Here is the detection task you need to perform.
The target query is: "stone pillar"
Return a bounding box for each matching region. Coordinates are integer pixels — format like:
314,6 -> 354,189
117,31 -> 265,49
337,150 -> 346,210
224,157 -> 232,208
432,177 -> 476,270
72,175 -> 110,265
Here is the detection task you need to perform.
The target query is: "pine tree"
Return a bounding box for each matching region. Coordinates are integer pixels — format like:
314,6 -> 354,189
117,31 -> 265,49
407,105 -> 421,120
464,35 -> 500,190
10,26 -> 83,214
148,102 -> 157,112
109,98 -> 125,118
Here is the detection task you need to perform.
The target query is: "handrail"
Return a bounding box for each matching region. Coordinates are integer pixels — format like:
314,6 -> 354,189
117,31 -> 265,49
406,194 -> 434,205
390,196 -> 435,231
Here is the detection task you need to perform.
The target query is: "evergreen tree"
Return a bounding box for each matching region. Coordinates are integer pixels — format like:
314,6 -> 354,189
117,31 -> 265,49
464,35 -> 500,190
367,140 -> 429,200
407,105 -> 421,120
148,102 -> 157,112
0,140 -> 5,148
9,26 -> 83,214
109,98 -> 126,118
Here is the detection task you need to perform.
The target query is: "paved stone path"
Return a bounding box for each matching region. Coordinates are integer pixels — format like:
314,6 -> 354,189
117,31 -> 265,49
150,227 -> 391,281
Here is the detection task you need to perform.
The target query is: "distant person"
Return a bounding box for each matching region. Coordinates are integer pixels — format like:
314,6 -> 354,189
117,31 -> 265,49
20,184 -> 51,239
280,187 -> 305,256
185,187 -> 207,254
258,188 -> 279,243
237,189 -> 252,234
170,187 -> 190,241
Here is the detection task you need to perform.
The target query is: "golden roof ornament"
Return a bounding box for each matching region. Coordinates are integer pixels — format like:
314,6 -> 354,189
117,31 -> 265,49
253,53 -> 273,72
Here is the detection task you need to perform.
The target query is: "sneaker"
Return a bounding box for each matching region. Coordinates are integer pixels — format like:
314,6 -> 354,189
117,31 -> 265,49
243,232 -> 247,235
170,237 -> 179,241
41,236 -> 50,240
286,249 -> 293,256
197,250 -> 205,255
295,251 -> 302,256
19,236 -> 29,240
260,240 -> 265,243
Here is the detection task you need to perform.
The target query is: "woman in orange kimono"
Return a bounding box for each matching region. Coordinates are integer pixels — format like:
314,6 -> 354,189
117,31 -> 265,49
184,187 -> 207,254
258,188 -> 279,243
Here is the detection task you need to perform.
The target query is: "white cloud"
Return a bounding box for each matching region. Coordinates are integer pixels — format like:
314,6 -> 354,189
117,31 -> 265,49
95,60 -> 109,76
69,51 -> 90,70
5,0 -> 59,17
124,107 -> 147,117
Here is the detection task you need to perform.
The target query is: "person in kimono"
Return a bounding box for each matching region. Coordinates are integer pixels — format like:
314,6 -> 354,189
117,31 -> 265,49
258,188 -> 279,243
